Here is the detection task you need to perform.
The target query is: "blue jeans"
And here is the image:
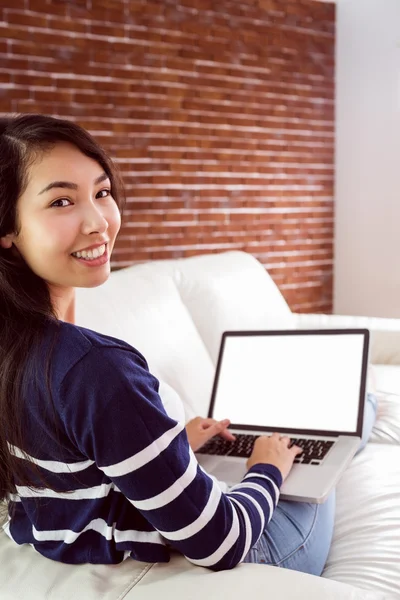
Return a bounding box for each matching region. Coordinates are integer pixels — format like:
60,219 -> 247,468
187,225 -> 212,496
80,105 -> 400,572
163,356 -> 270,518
242,393 -> 378,575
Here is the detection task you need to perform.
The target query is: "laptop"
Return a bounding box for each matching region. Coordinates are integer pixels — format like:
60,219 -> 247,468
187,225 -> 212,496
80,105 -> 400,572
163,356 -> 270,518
196,328 -> 370,504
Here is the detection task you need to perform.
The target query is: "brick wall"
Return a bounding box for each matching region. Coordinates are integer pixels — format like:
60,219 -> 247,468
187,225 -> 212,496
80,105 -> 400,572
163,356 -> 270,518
0,0 -> 335,312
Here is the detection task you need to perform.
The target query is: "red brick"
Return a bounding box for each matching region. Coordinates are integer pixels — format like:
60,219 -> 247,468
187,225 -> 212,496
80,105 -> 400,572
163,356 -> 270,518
27,0 -> 69,16
5,11 -> 48,28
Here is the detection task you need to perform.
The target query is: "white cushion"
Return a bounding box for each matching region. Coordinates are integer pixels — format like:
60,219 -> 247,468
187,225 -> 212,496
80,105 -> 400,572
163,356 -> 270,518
159,251 -> 294,365
370,392 -> 400,446
323,443 -> 400,597
374,364 -> 400,397
294,312 -> 400,365
0,534 -> 151,600
369,365 -> 400,444
131,554 -> 386,600
0,535 -> 382,600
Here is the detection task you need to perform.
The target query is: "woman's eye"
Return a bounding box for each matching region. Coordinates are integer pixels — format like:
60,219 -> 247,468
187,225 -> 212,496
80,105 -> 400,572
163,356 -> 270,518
50,189 -> 111,208
97,188 -> 111,198
50,198 -> 72,208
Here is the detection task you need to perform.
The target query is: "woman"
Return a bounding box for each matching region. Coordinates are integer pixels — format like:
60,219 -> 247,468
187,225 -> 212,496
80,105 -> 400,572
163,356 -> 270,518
0,114 -> 377,574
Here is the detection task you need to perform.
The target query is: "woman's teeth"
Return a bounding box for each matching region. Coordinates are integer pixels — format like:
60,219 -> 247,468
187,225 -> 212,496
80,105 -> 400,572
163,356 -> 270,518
72,244 -> 106,260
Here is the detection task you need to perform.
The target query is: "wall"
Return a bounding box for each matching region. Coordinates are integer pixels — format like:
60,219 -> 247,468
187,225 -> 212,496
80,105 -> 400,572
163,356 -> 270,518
335,0 -> 400,317
0,0 -> 335,312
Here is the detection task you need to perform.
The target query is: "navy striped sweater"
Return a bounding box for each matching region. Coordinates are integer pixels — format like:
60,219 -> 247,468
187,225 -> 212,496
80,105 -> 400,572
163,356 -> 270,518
4,322 -> 282,570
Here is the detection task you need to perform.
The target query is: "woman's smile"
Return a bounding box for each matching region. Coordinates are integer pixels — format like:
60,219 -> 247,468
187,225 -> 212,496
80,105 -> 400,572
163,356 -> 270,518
71,242 -> 109,267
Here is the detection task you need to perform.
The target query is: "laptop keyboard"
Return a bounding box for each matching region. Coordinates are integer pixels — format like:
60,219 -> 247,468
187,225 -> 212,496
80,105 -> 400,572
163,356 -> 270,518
197,433 -> 335,466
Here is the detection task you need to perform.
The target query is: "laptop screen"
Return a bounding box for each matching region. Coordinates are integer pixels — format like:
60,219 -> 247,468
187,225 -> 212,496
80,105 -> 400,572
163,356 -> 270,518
210,330 -> 369,437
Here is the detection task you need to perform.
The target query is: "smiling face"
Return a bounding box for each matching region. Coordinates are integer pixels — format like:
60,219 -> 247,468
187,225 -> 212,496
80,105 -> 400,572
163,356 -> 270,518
4,141 -> 121,300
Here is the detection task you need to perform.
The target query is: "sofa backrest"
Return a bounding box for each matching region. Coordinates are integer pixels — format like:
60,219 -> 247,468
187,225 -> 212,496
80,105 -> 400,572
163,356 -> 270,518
75,251 -> 294,418
153,251 -> 294,364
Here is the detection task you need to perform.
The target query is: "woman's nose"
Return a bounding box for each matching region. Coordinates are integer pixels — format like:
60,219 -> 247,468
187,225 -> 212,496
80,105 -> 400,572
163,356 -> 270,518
80,202 -> 108,235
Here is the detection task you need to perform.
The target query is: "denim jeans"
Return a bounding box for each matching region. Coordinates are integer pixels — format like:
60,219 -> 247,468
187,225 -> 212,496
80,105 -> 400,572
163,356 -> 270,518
242,393 -> 378,576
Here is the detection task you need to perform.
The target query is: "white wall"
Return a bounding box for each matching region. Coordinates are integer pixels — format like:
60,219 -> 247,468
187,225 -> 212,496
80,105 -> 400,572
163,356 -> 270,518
334,0 -> 400,317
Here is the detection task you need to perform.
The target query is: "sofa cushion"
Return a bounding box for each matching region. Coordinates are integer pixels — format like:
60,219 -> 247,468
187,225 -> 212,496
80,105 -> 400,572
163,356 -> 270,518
370,391 -> 400,445
0,533 -> 384,600
129,554 -> 386,600
370,365 -> 400,444
0,532 -> 152,600
322,443 -> 400,597
374,364 -> 400,396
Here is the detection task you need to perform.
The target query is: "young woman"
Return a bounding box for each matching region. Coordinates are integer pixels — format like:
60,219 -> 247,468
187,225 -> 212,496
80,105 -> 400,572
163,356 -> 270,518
0,114 -> 377,574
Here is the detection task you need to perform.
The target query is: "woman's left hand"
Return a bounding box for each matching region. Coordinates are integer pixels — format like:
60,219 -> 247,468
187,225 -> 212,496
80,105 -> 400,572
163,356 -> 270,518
185,417 -> 236,452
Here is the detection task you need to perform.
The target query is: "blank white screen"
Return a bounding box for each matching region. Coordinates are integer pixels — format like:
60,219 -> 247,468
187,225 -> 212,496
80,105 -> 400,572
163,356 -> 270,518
212,333 -> 365,433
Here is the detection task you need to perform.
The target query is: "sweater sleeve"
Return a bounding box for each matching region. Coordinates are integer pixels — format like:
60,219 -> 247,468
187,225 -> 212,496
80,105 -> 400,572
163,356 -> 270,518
59,345 -> 282,571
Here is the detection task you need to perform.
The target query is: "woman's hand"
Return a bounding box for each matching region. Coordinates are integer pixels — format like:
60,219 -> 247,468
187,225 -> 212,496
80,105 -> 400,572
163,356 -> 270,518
247,433 -> 303,481
185,417 -> 236,452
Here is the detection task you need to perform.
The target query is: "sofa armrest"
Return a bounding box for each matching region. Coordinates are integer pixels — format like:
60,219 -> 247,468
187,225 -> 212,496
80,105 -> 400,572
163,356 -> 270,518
293,313 -> 400,365
127,554 -> 387,600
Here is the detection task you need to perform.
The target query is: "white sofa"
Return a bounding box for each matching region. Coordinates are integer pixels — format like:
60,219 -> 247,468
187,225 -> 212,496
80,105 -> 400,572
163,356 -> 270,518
1,251 -> 399,599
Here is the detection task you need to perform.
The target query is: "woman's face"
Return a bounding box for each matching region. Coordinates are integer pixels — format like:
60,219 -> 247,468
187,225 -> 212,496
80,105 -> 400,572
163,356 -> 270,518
8,141 -> 121,291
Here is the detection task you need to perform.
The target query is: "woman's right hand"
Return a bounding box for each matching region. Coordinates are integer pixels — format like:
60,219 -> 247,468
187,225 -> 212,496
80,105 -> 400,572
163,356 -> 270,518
247,432 -> 303,481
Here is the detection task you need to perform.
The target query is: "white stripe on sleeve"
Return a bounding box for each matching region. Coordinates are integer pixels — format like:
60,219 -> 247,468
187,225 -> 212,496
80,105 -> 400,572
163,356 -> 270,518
187,502 -> 240,567
16,482 -> 116,500
239,472 -> 280,506
158,479 -> 222,541
229,496 -> 253,562
8,444 -> 94,474
229,491 -> 265,535
101,422 -> 184,477
130,448 -> 198,511
8,494 -> 21,503
32,519 -> 164,545
230,482 -> 274,522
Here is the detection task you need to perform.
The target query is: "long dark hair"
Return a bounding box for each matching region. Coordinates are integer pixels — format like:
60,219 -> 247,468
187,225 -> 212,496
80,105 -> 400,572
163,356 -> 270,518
0,114 -> 125,503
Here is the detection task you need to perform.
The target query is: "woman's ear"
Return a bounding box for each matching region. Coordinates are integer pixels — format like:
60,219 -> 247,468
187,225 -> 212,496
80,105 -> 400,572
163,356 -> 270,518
0,234 -> 15,249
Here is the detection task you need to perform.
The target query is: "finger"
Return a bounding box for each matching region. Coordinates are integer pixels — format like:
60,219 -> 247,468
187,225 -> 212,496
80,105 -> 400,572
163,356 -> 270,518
202,420 -> 228,443
214,419 -> 230,431
220,429 -> 236,442
215,419 -> 231,432
291,445 -> 303,455
200,418 -> 219,430
271,432 -> 280,439
201,418 -> 230,431
279,436 -> 291,447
